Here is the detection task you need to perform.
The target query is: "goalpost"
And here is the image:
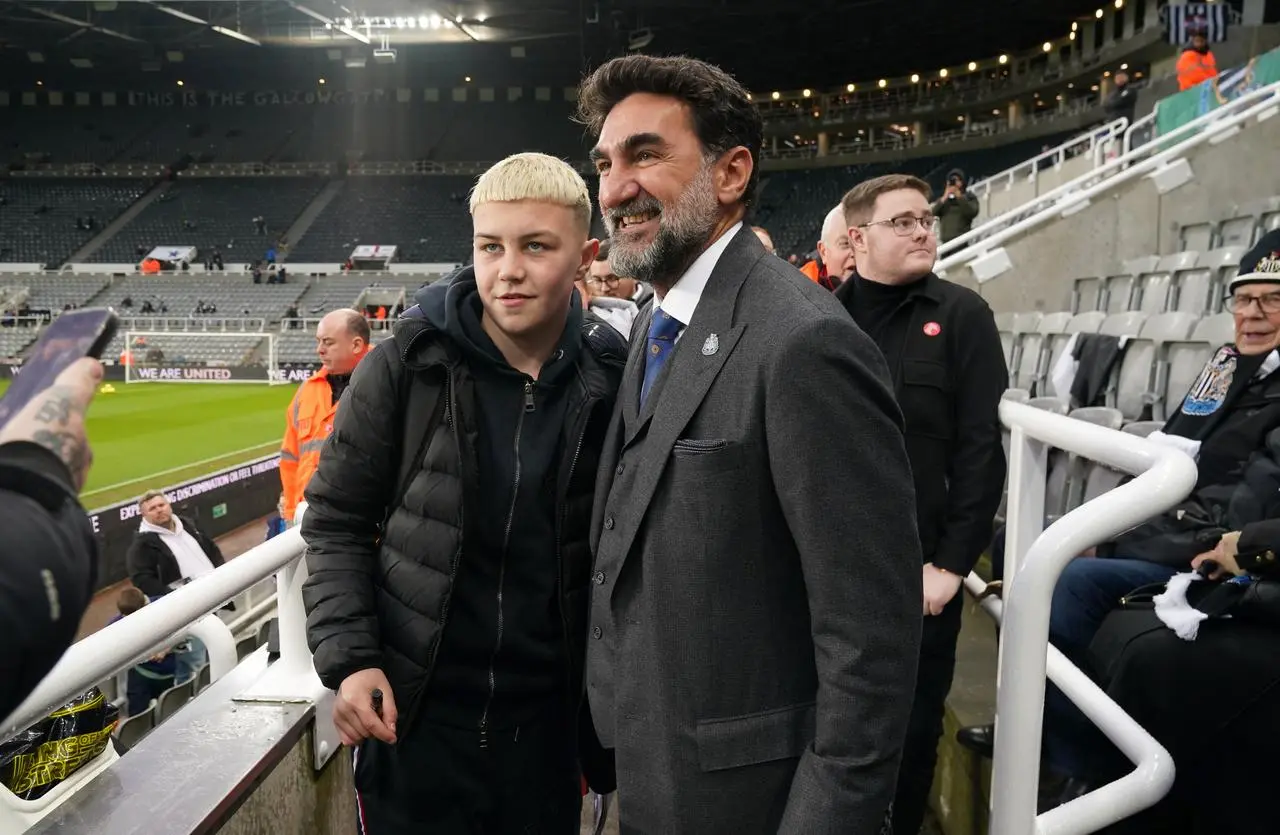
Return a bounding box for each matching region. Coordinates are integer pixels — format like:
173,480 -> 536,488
122,330 -> 285,385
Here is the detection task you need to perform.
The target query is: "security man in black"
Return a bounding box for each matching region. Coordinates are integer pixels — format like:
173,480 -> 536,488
834,174 -> 1007,835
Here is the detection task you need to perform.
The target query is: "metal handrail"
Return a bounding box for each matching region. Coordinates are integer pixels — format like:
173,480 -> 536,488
970,116 -> 1129,198
939,78 -> 1280,263
0,528 -> 305,741
981,401 -> 1196,835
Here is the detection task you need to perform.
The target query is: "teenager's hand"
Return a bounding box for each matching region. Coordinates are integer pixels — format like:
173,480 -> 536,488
334,668 -> 398,746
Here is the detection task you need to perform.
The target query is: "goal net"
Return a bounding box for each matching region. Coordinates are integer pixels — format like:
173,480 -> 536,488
122,331 -> 284,385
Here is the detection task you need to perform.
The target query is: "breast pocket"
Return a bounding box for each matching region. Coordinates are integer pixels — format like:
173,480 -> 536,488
901,359 -> 954,441
670,439 -> 745,479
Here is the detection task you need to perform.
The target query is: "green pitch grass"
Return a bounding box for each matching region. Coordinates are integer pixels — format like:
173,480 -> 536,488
0,380 -> 298,510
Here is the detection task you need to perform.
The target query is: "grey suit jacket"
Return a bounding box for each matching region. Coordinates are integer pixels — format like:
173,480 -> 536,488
587,226 -> 923,835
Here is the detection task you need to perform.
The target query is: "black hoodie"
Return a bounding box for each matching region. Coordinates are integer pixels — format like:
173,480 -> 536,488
415,273 -> 585,730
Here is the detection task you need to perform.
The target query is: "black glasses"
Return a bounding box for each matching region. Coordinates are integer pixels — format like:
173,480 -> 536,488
586,274 -> 620,287
1224,292 -> 1280,314
861,214 -> 937,237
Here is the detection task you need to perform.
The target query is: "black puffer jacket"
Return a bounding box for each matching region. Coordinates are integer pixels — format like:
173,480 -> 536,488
300,278 -> 626,744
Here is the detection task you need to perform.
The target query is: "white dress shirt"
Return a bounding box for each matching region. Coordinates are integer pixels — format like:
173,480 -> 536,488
139,516 -> 217,581
654,221 -> 743,335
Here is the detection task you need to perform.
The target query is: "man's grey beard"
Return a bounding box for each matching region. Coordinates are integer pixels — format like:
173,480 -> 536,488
606,162 -> 722,288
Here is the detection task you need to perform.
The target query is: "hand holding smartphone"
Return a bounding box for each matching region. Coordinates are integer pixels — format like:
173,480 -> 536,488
0,308 -> 117,489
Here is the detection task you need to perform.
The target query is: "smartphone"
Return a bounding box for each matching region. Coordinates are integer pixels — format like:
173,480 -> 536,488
0,308 -> 118,428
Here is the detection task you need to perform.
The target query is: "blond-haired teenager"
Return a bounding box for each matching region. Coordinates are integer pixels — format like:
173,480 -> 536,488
301,152 -> 624,833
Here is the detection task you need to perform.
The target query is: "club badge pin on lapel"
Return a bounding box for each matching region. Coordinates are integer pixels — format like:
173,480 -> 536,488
702,333 -> 719,356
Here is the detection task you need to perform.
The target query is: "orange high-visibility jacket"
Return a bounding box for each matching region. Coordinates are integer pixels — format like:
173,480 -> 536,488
280,368 -> 339,522
1177,48 -> 1218,91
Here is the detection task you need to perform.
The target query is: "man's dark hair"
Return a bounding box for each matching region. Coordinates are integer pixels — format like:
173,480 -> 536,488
595,239 -> 611,262
118,586 -> 148,616
576,55 -> 764,207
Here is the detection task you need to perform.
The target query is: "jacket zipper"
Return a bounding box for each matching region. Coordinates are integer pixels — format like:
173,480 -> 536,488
478,377 -> 534,748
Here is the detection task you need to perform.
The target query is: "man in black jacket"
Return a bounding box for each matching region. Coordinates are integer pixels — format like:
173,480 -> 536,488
835,173 -> 1007,835
301,152 -> 624,834
126,490 -> 225,599
0,357 -> 103,721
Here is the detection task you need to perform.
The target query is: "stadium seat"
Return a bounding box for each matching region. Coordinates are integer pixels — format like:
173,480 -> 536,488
1111,311 -> 1198,420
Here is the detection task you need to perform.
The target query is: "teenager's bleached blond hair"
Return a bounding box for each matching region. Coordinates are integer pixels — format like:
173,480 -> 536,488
469,152 -> 592,231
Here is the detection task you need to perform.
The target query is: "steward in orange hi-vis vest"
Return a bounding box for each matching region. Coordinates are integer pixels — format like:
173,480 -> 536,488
280,309 -> 372,522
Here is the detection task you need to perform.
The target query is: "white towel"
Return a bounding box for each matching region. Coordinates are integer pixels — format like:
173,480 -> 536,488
1145,430 -> 1202,461
1153,571 -> 1208,640
1051,332 -> 1080,401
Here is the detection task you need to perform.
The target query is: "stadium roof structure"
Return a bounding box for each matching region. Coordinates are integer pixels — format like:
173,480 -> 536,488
0,0 -> 1124,90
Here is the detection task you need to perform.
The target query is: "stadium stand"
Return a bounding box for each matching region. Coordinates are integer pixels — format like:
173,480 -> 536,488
121,107 -> 311,165
99,274 -> 306,318
0,108 -> 150,166
0,178 -> 152,266
0,327 -> 39,359
105,331 -> 268,367
273,101 -> 587,164
286,176 -> 475,264
5,274 -> 112,312
88,177 -> 328,264
996,191 -> 1280,426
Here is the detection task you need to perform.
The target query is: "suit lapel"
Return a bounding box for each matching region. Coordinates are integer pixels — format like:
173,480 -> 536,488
610,226 -> 760,573
621,305 -> 653,441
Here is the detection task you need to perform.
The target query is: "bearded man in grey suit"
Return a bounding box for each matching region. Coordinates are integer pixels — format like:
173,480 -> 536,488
579,55 -> 923,835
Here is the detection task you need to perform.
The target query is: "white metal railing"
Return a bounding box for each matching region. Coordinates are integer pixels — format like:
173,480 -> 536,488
969,116 -> 1129,199
0,527 -> 318,833
940,78 -> 1280,270
973,401 -> 1196,835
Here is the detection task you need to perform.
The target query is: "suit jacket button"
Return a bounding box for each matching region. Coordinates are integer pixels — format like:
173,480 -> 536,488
594,571 -> 606,585
615,463 -> 625,476
604,515 -> 615,530
592,626 -> 603,639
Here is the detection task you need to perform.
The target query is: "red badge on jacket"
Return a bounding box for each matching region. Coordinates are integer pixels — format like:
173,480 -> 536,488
923,321 -> 942,337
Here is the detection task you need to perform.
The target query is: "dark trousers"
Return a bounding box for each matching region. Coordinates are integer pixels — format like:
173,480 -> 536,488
1043,557 -> 1175,776
126,669 -> 172,717
353,712 -> 581,835
892,592 -> 964,835
990,528 -> 1177,776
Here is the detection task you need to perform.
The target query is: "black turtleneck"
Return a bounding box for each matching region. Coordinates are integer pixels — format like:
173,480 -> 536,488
847,272 -> 922,349
327,373 -> 351,405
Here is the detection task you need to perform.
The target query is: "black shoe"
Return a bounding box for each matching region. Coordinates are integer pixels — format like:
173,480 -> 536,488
1039,775 -> 1093,812
956,723 -> 995,759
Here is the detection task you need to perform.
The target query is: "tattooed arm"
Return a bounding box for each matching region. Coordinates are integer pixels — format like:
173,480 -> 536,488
0,358 -> 102,720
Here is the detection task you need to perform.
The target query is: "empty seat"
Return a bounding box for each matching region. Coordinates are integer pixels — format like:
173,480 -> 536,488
156,677 -> 195,722
115,704 -> 156,750
1099,311 -> 1147,337
1072,277 -> 1104,313
1113,312 -> 1199,420
1123,420 -> 1164,438
1179,220 -> 1214,253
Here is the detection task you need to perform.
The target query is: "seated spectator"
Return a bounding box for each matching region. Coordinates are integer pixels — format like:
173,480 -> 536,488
960,231 -> 1280,771
265,493 -> 288,540
113,588 -> 176,717
1074,520 -> 1280,834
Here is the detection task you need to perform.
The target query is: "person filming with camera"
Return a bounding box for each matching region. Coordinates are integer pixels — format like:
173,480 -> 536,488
932,168 -> 979,244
